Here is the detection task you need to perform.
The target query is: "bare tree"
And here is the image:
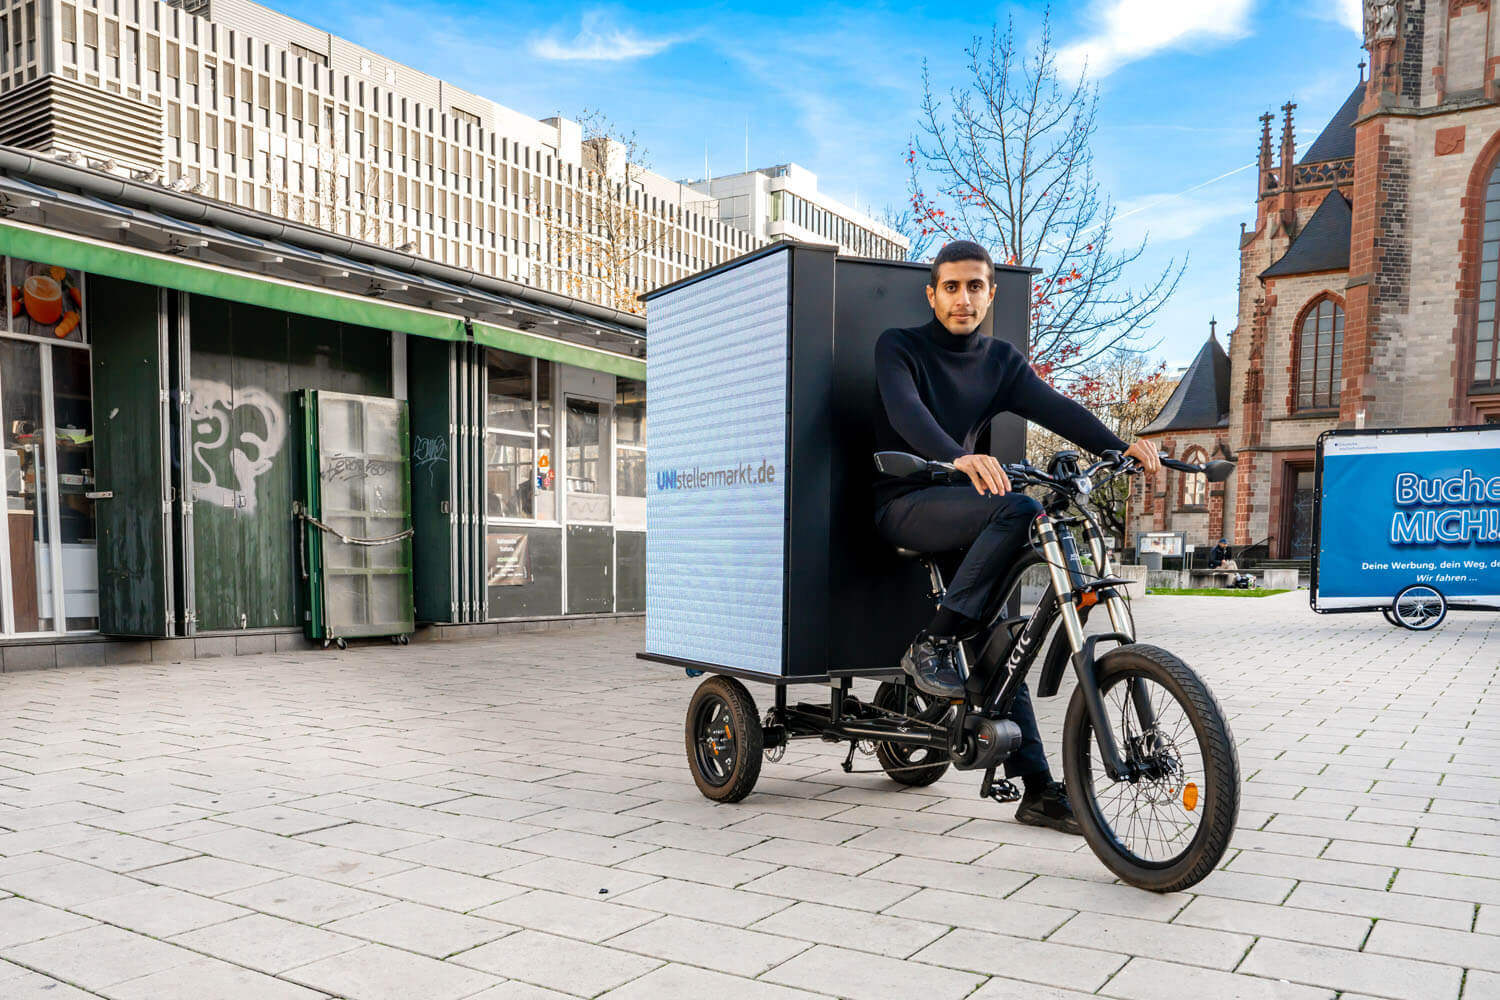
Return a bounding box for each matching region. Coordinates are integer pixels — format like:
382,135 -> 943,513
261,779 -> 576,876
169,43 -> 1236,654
879,203 -> 936,262
1027,348 -> 1173,542
275,109 -> 407,250
908,12 -> 1183,377
535,110 -> 671,314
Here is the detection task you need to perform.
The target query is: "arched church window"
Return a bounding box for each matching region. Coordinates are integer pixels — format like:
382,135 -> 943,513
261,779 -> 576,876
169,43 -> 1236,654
1181,448 -> 1207,507
1475,159 -> 1500,386
1296,297 -> 1344,410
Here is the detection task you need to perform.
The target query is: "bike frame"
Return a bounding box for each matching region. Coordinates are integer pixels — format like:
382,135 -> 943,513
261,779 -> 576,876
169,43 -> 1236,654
960,491 -> 1147,782
762,457 -> 1161,786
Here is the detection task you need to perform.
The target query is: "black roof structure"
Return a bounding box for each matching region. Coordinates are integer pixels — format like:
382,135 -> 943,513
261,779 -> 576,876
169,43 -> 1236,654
1139,328 -> 1231,435
1299,82 -> 1364,164
1261,189 -> 1352,279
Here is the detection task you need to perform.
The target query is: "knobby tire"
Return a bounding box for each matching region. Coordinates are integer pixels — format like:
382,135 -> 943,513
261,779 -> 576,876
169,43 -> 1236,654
1062,643 -> 1240,892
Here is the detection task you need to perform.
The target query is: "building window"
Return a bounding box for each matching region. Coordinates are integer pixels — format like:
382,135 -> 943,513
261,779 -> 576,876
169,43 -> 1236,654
1475,158 -> 1500,387
288,42 -> 327,67
1296,297 -> 1343,410
1181,448 -> 1207,508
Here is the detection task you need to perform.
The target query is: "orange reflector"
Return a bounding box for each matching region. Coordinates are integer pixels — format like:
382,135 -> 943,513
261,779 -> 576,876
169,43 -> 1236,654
1183,783 -> 1199,811
1078,591 -> 1098,609
724,724 -> 732,740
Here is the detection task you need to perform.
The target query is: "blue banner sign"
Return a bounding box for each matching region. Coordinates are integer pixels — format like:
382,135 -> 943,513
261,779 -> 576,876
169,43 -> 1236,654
1316,428 -> 1500,610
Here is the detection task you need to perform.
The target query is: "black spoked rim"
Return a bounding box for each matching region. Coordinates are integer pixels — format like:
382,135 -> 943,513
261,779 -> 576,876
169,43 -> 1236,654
691,695 -> 738,788
1393,585 -> 1445,630
1079,670 -> 1210,869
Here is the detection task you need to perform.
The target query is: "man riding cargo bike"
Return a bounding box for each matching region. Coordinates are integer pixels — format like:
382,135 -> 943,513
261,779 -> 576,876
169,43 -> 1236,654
642,240 -> 1241,893
875,241 -> 1165,835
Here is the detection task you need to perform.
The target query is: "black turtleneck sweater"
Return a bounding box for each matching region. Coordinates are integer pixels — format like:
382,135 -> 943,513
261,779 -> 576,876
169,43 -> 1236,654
873,319 -> 1128,504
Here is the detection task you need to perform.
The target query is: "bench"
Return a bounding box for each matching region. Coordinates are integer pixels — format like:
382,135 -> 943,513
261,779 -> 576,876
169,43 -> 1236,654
1187,568 -> 1250,587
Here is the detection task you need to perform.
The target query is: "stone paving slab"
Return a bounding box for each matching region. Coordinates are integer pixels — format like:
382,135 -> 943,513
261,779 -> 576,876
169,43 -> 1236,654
0,592 -> 1496,998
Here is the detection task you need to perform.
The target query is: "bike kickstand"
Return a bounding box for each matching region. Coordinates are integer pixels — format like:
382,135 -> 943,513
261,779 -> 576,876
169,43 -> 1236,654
980,764 -> 1021,804
840,742 -> 857,774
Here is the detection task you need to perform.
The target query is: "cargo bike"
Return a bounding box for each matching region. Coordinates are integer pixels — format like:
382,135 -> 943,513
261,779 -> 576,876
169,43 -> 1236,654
638,244 -> 1241,892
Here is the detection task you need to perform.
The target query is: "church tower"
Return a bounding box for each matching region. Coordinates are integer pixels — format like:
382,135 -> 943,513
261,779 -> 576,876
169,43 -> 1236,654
1222,1 -> 1500,561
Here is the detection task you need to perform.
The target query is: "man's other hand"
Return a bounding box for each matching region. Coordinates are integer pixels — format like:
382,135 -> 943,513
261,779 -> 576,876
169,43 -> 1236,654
953,454 -> 1012,496
1124,440 -> 1162,476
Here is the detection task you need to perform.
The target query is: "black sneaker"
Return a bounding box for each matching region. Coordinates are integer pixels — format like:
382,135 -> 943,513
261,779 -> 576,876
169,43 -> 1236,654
900,632 -> 966,699
1015,780 -> 1083,835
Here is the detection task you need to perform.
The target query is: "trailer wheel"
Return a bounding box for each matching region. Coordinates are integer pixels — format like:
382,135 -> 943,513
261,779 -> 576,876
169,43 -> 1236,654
685,676 -> 763,803
871,682 -> 952,787
1392,585 -> 1446,631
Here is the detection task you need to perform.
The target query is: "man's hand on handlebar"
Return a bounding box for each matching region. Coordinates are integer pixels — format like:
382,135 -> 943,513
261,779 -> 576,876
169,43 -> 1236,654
1123,440 -> 1162,477
953,454 -> 1013,496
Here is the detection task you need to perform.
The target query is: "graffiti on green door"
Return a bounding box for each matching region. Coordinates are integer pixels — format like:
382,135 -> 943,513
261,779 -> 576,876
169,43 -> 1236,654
190,378 -> 286,514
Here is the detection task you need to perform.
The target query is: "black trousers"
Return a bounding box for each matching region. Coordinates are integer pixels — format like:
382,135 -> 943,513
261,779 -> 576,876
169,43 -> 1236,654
876,486 -> 1049,778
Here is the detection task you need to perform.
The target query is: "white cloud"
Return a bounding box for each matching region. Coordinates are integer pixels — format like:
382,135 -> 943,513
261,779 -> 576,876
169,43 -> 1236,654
1113,164 -> 1255,244
1057,0 -> 1256,79
531,10 -> 680,62
1115,193 -> 1246,243
1309,0 -> 1364,35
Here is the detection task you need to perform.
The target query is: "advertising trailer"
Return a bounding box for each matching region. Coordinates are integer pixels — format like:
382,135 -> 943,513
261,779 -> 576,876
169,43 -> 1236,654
1313,425 -> 1500,629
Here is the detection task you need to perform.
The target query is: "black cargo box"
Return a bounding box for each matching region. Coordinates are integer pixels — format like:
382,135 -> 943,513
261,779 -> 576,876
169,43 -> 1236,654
640,242 -> 1033,681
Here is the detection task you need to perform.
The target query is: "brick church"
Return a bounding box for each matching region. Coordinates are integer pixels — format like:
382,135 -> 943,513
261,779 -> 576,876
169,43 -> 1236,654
1128,1 -> 1500,564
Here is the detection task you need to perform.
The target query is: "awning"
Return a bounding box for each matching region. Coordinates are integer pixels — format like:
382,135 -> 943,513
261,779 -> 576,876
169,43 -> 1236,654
473,320 -> 645,380
0,168 -> 647,376
0,218 -> 466,342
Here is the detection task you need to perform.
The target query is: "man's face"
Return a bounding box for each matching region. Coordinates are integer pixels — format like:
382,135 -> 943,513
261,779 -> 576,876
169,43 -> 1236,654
926,260 -> 995,335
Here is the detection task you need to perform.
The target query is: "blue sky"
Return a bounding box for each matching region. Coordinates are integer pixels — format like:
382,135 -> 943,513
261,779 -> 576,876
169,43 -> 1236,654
286,0 -> 1368,369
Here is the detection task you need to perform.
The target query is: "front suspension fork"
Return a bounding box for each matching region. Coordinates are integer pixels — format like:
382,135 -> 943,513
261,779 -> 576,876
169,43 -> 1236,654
1034,517 -> 1143,782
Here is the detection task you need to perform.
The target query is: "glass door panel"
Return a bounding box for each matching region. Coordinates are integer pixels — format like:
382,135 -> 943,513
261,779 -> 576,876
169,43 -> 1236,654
1,340 -> 55,632
52,347 -> 97,630
486,432 -> 534,518
565,397 -> 609,522
614,378 -> 645,529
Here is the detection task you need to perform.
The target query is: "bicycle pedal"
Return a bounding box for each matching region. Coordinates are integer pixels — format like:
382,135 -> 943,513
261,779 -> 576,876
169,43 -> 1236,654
982,777 -> 1021,804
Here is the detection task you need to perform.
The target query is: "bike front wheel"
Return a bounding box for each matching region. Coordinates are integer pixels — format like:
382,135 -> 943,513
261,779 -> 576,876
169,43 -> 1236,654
1062,643 -> 1239,892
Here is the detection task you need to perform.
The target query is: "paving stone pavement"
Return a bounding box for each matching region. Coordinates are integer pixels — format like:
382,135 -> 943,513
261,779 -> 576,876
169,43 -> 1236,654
0,591 -> 1496,999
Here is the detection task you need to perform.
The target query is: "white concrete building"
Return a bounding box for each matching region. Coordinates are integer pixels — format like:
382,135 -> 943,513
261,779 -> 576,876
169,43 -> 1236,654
0,0 -> 756,310
691,163 -> 908,261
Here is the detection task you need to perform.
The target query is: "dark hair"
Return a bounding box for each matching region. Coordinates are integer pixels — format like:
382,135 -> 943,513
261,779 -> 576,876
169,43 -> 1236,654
929,240 -> 994,286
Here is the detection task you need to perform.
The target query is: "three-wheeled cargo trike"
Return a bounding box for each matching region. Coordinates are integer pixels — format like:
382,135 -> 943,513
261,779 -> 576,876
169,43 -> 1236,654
638,243 -> 1242,892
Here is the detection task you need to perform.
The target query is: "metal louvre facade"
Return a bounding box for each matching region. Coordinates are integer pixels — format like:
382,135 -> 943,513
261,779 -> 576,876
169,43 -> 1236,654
644,250 -> 789,676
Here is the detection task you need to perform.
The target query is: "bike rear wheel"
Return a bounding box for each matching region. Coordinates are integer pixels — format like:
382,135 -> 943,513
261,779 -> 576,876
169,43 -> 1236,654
871,682 -> 951,786
1062,643 -> 1239,892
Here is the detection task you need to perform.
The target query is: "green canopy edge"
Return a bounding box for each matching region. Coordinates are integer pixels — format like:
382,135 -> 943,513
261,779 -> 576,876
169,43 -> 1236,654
0,222 -> 466,342
472,320 -> 645,380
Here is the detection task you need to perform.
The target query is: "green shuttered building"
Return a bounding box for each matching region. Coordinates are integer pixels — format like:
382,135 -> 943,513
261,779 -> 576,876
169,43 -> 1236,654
0,148 -> 648,658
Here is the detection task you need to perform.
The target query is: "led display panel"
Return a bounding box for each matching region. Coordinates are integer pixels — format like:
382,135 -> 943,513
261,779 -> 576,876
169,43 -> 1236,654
644,251 -> 790,675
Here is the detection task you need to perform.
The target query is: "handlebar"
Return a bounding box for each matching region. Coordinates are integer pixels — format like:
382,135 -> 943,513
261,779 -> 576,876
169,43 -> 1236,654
872,449 -> 1236,497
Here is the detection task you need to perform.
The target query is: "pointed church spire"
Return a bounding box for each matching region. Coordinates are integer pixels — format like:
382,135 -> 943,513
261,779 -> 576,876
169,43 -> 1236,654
1258,112 -> 1275,196
1279,102 -> 1297,175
